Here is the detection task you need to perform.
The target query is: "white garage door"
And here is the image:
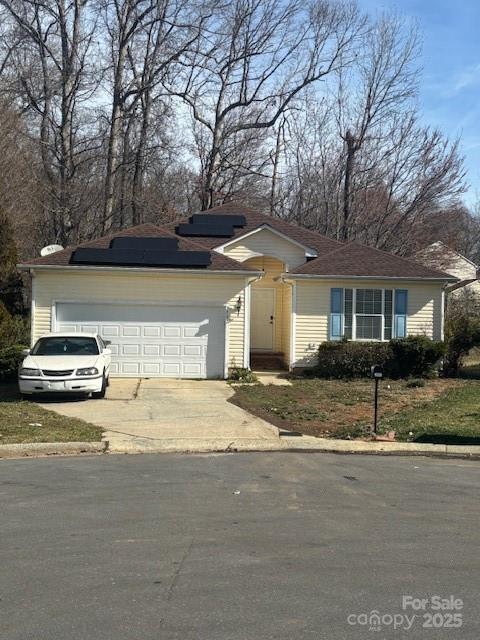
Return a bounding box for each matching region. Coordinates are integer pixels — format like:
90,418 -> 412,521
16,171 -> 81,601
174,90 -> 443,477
55,302 -> 226,378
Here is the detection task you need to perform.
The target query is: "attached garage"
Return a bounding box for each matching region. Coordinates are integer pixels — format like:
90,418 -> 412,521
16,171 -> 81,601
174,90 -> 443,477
19,222 -> 262,379
54,302 -> 226,378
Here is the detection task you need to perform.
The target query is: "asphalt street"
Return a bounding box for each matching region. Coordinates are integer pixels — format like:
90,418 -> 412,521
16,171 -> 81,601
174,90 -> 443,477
0,452 -> 479,639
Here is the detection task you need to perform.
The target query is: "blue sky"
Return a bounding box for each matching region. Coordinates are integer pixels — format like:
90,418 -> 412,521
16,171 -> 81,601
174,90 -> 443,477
360,0 -> 480,207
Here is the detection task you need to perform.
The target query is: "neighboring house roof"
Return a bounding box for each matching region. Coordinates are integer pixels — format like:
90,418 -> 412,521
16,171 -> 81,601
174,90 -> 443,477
290,242 -> 455,280
168,202 -> 343,255
412,241 -> 479,281
19,223 -> 258,273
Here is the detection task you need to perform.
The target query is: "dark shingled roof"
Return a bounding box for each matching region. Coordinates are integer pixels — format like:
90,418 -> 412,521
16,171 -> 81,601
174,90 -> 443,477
20,223 -> 258,273
20,205 -> 455,280
167,202 -> 342,255
292,242 -> 456,280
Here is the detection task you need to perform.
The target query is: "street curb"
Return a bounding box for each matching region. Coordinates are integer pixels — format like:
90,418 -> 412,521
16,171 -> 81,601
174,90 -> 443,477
103,436 -> 480,458
0,441 -> 108,459
275,437 -> 480,458
0,437 -> 479,459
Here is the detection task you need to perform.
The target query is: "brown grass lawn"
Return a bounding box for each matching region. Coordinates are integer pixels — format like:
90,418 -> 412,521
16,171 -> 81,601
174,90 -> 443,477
230,377 -> 480,443
0,383 -> 103,444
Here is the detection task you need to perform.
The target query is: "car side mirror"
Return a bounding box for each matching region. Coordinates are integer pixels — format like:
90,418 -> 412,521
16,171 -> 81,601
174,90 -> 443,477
103,348 -> 112,356
22,348 -> 30,357
103,340 -> 111,347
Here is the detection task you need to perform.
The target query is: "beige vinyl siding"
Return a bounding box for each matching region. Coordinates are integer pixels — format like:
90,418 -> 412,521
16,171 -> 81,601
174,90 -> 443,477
222,228 -> 308,270
32,270 -> 248,368
293,279 -> 445,368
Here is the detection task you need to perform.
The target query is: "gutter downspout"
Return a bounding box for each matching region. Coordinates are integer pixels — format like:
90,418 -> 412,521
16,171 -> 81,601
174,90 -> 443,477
30,269 -> 36,346
281,276 -> 296,371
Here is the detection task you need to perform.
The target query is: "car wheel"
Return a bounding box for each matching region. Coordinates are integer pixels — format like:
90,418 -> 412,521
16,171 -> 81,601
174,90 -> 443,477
92,374 -> 107,399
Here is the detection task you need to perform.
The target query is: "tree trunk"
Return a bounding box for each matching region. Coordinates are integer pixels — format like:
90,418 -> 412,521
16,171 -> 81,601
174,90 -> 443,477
103,30 -> 128,232
269,121 -> 283,215
341,130 -> 356,241
103,93 -> 123,231
131,93 -> 151,225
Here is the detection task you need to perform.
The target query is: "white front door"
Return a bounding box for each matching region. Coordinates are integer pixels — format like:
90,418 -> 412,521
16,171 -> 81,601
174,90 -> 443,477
55,302 -> 225,378
250,288 -> 275,351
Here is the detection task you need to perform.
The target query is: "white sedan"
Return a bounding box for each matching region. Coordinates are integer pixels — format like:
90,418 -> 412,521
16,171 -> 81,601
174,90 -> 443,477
18,333 -> 112,398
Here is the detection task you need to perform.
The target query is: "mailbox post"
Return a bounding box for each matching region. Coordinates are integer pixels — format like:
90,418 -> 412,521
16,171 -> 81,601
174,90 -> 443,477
370,365 -> 383,434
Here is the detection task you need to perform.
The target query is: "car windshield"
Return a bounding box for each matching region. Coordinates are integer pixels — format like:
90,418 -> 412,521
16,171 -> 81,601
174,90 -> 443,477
32,337 -> 99,356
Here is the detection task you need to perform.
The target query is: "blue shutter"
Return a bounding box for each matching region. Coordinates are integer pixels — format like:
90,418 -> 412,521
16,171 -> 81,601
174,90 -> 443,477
330,288 -> 344,340
394,289 -> 408,338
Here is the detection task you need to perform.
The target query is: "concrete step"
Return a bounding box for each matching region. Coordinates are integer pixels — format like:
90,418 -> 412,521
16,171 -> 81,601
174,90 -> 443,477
251,352 -> 287,371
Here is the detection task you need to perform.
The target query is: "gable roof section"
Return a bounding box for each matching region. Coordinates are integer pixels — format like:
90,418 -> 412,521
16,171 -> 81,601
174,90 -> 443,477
412,241 -> 479,280
169,202 -> 342,255
213,223 -> 318,256
19,223 -> 258,273
291,242 -> 456,280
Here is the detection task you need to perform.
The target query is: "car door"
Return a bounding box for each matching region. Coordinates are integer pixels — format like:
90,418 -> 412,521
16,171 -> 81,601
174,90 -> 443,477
97,336 -> 112,377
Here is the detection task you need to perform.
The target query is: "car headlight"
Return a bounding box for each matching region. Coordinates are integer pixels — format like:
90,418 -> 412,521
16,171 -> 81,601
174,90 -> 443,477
19,368 -> 41,377
76,367 -> 99,376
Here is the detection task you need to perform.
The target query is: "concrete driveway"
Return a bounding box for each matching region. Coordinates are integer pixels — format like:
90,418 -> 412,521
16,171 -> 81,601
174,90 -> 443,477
40,379 -> 279,452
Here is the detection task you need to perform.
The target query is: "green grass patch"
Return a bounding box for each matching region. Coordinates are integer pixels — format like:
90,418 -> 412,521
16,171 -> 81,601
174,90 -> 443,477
230,378 -> 480,444
0,383 -> 103,444
381,380 -> 480,444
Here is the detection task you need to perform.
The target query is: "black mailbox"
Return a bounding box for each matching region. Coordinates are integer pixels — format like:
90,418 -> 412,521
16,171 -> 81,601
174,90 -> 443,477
371,364 -> 383,379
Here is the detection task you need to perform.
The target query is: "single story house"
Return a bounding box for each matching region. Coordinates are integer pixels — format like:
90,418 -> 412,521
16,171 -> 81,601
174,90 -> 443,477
19,203 -> 455,378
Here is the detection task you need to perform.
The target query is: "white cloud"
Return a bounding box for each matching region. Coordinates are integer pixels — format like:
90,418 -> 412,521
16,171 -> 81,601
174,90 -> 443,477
451,62 -> 480,95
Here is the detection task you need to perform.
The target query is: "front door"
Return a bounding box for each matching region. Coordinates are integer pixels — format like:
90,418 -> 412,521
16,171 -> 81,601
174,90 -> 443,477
251,288 -> 275,351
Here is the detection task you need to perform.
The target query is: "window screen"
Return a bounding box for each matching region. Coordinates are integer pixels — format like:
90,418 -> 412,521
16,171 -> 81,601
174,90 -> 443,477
356,316 -> 382,340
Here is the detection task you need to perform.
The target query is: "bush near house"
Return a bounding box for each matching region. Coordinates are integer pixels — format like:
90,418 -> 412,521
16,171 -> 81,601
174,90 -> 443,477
443,299 -> 480,377
0,344 -> 27,381
0,303 -> 30,381
313,336 -> 445,379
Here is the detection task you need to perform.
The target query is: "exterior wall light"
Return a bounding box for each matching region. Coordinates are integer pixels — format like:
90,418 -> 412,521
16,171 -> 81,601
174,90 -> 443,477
236,296 -> 242,316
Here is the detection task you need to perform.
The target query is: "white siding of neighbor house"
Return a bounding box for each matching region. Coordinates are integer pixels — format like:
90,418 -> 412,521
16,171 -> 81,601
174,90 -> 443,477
221,228 -> 308,270
31,270 -> 248,368
415,242 -> 477,281
293,279 -> 445,368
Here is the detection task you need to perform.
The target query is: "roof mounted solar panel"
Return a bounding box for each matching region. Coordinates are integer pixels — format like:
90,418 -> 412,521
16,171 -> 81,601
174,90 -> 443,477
143,250 -> 211,267
110,236 -> 178,251
71,248 -> 145,266
190,214 -> 246,228
176,222 -> 235,238
70,247 -> 211,268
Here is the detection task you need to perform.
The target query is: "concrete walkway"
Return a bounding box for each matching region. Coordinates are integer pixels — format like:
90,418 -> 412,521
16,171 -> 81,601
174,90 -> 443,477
40,379 -> 279,453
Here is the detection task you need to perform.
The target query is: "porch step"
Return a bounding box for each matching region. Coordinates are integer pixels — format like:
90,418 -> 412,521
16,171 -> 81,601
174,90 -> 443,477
251,352 -> 287,371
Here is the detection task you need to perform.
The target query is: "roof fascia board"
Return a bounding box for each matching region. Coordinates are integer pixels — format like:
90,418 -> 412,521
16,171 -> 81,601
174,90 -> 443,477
282,273 -> 457,283
214,224 -> 318,257
18,264 -> 262,277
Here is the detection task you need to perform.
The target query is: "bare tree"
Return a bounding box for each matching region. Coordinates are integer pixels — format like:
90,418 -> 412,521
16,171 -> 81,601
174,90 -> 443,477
271,10 -> 465,252
1,0 -> 99,245
98,0 -> 209,231
173,0 -> 364,209
336,12 -> 419,240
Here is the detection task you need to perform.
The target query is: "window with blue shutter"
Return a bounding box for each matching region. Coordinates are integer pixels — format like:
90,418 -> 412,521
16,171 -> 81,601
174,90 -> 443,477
394,289 -> 408,338
330,288 -> 344,340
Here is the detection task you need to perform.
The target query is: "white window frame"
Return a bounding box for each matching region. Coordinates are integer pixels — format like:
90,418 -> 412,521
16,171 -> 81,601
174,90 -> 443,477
345,288 -> 399,342
354,288 -> 384,341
